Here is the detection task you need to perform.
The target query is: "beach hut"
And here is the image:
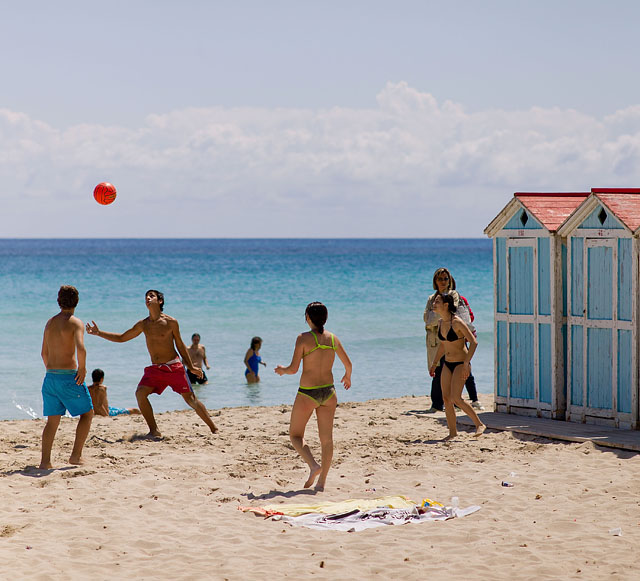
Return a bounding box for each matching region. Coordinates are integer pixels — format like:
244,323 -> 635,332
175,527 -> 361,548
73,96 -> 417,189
484,192 -> 588,419
557,188 -> 640,429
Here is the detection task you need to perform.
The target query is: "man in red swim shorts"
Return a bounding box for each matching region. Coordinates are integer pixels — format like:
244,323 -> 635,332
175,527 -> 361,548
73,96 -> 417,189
86,290 -> 218,438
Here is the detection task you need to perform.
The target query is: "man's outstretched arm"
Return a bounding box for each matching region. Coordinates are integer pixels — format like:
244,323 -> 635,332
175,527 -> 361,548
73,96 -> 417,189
86,320 -> 144,343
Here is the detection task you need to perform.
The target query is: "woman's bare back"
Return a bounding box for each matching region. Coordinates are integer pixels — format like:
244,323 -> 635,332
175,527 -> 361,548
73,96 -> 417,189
299,330 -> 337,387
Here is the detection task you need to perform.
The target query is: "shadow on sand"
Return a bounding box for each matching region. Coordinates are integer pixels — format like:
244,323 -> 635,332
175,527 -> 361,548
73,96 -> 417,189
242,488 -> 319,502
2,465 -> 78,478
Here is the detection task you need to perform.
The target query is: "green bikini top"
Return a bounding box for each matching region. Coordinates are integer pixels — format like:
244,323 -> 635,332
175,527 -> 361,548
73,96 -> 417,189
302,331 -> 336,358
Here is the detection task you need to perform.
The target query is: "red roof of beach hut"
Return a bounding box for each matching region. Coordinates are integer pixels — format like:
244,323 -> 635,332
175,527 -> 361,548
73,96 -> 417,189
514,192 -> 589,232
591,188 -> 640,232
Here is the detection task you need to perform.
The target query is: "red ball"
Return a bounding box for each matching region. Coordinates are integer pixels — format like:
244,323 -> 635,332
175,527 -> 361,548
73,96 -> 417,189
94,182 -> 117,205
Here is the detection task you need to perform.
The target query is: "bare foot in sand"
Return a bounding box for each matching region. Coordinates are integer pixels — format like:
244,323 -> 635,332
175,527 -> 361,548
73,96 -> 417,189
210,424 -> 219,434
442,433 -> 457,442
148,430 -> 163,439
314,473 -> 328,492
304,464 -> 322,488
39,462 -> 53,470
473,424 -> 486,437
69,456 -> 84,466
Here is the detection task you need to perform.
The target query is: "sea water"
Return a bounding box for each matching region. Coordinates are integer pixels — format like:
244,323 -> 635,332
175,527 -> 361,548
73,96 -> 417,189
0,239 -> 493,420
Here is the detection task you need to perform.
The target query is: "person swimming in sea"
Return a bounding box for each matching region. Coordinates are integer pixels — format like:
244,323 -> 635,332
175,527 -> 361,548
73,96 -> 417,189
244,336 -> 266,383
274,302 -> 352,492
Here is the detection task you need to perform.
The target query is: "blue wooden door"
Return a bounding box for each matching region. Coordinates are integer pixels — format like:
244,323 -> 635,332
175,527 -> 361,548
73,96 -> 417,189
568,235 -> 638,425
508,241 -> 535,400
585,241 -> 614,410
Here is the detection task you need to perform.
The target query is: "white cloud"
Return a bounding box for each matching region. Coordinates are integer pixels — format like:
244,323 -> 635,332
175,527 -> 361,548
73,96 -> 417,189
1,83 -> 640,237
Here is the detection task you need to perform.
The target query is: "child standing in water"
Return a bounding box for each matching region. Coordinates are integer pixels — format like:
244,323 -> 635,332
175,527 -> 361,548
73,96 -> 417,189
244,336 -> 266,383
275,302 -> 352,492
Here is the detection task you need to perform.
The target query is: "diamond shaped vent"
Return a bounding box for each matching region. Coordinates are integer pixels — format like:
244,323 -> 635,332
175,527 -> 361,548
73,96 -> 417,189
598,208 -> 607,225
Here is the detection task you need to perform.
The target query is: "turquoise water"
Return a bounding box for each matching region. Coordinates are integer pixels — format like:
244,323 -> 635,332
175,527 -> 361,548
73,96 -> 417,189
0,239 -> 493,420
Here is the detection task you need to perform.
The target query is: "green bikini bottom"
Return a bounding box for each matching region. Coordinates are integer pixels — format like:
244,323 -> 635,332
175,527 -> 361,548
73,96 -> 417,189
297,384 -> 336,405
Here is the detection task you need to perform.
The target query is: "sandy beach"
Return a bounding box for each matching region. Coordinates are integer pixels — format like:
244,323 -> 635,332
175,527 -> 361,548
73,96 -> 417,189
2,392 -> 639,581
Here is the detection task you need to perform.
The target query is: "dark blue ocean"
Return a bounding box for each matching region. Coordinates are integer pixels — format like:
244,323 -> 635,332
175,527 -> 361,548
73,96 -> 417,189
0,239 -> 493,420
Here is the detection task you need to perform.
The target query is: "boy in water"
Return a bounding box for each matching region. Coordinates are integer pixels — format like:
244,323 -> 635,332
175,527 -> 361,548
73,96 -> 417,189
40,285 -> 94,468
186,333 -> 210,385
86,290 -> 218,437
88,369 -> 141,416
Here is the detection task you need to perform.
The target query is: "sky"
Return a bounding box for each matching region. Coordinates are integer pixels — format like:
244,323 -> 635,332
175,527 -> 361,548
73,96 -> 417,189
2,0 -> 640,238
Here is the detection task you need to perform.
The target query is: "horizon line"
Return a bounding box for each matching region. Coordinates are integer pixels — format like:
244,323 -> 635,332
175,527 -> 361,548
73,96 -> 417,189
0,236 -> 489,241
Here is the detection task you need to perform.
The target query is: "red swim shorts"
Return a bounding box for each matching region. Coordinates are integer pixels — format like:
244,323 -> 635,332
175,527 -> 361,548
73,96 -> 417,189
138,361 -> 193,395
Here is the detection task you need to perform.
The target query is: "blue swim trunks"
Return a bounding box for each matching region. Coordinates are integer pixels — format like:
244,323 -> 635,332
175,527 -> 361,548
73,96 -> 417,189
42,370 -> 93,417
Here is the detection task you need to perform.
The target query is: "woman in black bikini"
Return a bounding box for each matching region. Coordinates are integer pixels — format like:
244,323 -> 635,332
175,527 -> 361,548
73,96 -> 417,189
428,293 -> 485,440
274,302 -> 352,491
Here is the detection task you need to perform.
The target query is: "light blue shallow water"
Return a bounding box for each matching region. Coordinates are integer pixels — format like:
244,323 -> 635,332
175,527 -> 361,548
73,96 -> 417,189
0,239 -> 493,420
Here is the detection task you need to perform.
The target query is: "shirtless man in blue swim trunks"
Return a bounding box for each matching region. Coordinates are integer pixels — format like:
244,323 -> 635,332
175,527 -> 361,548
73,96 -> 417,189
39,285 -> 94,469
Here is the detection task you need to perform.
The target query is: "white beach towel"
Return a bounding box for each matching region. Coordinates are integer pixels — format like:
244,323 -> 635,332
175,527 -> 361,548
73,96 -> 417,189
279,504 -> 481,532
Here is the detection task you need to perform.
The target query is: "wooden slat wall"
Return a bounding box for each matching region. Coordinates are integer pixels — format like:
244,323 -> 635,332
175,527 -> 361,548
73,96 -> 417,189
538,323 -> 552,403
618,329 -> 632,414
509,322 -> 535,399
538,238 -> 551,315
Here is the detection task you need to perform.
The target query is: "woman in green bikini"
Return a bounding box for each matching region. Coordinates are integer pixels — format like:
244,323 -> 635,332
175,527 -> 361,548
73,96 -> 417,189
275,302 -> 352,492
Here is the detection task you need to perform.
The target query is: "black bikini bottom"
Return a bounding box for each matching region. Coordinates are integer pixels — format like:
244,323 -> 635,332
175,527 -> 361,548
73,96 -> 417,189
443,360 -> 464,372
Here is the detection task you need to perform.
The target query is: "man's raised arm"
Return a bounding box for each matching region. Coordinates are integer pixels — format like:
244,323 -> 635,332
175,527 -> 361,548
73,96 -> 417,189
86,320 -> 144,343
